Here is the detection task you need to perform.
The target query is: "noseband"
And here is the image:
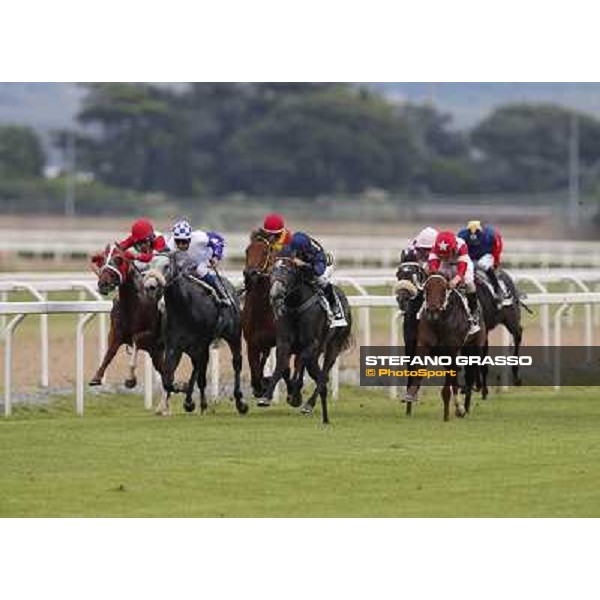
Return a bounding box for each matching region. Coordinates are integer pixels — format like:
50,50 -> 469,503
99,244 -> 125,285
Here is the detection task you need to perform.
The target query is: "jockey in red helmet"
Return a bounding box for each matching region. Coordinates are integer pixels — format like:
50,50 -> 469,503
118,218 -> 167,265
260,213 -> 292,252
428,230 -> 480,333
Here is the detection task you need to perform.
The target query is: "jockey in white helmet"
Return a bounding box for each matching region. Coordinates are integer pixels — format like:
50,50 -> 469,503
167,220 -> 230,305
401,227 -> 439,268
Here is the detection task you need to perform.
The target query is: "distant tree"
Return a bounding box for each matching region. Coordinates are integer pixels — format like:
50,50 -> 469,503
76,83 -> 192,194
223,86 -> 420,195
0,125 -> 45,178
471,103 -> 600,192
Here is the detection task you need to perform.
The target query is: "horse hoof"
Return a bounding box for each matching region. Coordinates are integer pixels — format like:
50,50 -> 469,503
287,395 -> 303,408
514,378 -> 522,387
455,407 -> 466,418
155,407 -> 171,417
184,401 -> 196,413
257,399 -> 272,407
88,379 -> 102,387
300,404 -> 314,416
237,402 -> 249,415
124,378 -> 137,389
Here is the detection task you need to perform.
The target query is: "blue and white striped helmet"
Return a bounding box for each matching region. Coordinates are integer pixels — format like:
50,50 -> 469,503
172,220 -> 192,240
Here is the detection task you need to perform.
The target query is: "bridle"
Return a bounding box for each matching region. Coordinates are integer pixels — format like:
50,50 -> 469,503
246,235 -> 275,276
423,274 -> 454,312
99,244 -> 127,286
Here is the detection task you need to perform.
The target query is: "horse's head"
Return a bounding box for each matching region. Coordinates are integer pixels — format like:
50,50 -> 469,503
423,274 -> 450,321
269,255 -> 301,319
95,244 -> 133,296
244,233 -> 274,287
394,261 -> 426,312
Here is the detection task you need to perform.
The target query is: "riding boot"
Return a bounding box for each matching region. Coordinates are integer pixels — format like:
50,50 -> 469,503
467,291 -> 481,334
201,273 -> 231,306
486,267 -> 505,308
324,284 -> 348,328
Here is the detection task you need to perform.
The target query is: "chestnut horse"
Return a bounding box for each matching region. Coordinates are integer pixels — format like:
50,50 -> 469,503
406,274 -> 487,421
242,233 -> 296,405
89,244 -> 165,388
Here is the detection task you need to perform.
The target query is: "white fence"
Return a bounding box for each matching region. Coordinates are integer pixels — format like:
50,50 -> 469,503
2,291 -> 600,418
3,230 -> 600,267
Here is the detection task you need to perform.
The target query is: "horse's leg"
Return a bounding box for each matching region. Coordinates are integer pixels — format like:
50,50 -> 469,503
264,341 -> 291,401
287,355 -> 306,407
195,344 -> 210,414
124,343 -> 138,388
248,340 -> 266,398
506,320 -> 523,386
89,323 -> 121,385
463,364 -> 473,415
156,346 -> 182,416
183,353 -> 201,414
481,337 -> 489,399
224,331 -> 249,415
441,382 -> 451,422
309,344 -> 340,425
451,360 -> 465,418
300,354 -> 323,416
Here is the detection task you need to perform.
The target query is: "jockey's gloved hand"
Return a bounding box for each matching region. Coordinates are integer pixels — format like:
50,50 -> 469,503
449,275 -> 462,289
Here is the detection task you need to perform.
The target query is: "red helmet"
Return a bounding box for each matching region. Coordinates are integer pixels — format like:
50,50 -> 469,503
263,213 -> 285,234
131,219 -> 154,242
435,231 -> 457,257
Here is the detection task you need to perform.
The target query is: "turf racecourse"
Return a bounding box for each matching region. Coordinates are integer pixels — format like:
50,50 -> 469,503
1,387 -> 599,517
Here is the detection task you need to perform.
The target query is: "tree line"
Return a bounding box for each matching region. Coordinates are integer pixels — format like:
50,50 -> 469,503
3,82 -> 600,200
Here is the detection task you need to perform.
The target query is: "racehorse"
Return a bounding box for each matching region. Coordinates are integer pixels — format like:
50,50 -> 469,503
242,232 -> 296,405
394,260 -> 427,415
406,274 -> 487,421
155,252 -> 248,417
475,269 -> 523,396
263,256 -> 352,424
90,244 -> 165,388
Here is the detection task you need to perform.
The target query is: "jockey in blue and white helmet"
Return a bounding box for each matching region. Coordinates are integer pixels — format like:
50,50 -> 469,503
167,220 -> 230,305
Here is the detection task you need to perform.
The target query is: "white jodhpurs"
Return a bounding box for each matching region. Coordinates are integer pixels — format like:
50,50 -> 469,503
475,254 -> 495,271
316,265 -> 334,288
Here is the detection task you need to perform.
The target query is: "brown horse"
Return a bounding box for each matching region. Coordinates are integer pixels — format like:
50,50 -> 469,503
406,274 -> 487,421
89,244 -> 165,388
242,233 -> 297,405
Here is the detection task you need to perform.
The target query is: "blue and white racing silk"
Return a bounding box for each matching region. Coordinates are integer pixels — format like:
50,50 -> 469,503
166,230 -> 226,277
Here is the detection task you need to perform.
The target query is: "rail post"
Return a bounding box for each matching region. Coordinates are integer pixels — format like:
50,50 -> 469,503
3,314 -> 25,417
76,313 -> 96,416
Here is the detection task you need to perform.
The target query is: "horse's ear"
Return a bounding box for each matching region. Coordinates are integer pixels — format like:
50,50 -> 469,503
91,251 -> 104,266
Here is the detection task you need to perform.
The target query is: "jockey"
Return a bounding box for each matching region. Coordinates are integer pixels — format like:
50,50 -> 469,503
288,231 -> 347,328
166,220 -> 231,306
260,213 -> 293,252
401,226 -> 439,268
428,230 -> 480,334
118,218 -> 167,270
457,220 -> 508,308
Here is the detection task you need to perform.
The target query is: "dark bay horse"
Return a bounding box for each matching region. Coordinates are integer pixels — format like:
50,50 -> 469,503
155,252 -> 248,417
475,269 -> 523,396
406,274 -> 487,421
242,232 -> 295,404
90,244 -> 165,388
394,260 -> 427,411
264,257 -> 352,424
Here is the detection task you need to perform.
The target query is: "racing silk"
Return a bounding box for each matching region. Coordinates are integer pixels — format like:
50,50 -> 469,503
429,235 -> 469,279
166,230 -> 225,263
457,225 -> 503,267
119,231 -> 167,263
289,235 -> 327,277
271,228 -> 293,252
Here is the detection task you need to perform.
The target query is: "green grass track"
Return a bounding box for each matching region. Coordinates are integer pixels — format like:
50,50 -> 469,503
1,387 -> 599,517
